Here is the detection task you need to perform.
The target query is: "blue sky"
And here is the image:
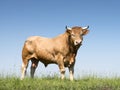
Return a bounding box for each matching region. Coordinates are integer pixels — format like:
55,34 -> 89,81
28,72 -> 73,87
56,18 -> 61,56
0,0 -> 120,77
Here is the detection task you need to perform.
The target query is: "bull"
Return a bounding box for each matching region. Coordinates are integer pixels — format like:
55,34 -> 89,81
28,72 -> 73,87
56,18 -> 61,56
21,26 -> 89,81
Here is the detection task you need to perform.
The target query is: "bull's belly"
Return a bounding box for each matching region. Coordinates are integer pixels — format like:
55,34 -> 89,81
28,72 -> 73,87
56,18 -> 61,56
36,51 -> 56,61
39,59 -> 70,67
38,57 -> 72,68
36,51 -> 72,67
39,58 -> 57,67
37,53 -> 57,67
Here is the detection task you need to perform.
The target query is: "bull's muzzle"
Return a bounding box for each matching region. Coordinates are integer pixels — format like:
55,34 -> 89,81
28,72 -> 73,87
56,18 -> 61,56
74,40 -> 82,46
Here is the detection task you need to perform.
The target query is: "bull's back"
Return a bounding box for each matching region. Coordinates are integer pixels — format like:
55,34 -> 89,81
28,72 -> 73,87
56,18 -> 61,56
23,36 -> 49,52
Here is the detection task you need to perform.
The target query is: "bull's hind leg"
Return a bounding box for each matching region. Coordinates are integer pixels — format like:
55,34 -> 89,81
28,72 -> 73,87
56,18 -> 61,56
21,59 -> 29,80
30,59 -> 39,78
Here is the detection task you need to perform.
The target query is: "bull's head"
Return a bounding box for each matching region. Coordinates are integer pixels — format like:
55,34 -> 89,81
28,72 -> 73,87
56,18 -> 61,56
66,26 -> 89,46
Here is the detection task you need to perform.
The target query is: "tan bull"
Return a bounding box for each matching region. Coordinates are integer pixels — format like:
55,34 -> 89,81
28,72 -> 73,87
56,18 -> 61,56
21,26 -> 89,81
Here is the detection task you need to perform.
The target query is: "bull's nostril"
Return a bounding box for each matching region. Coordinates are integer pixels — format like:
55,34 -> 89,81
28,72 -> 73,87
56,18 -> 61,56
76,41 -> 79,44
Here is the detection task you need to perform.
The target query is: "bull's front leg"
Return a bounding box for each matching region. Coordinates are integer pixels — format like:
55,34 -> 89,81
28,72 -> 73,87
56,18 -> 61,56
68,65 -> 74,81
58,63 -> 65,80
56,54 -> 65,80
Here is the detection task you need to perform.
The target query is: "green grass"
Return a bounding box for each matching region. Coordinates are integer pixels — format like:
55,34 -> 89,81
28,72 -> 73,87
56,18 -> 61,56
0,75 -> 120,90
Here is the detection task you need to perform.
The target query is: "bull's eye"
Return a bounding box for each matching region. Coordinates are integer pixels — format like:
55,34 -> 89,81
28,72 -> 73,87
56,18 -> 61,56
71,34 -> 76,38
80,34 -> 82,37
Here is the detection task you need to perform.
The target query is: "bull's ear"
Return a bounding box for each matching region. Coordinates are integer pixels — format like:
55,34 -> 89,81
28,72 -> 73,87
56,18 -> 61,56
66,29 -> 72,34
66,26 -> 72,34
82,29 -> 89,36
81,26 -> 89,36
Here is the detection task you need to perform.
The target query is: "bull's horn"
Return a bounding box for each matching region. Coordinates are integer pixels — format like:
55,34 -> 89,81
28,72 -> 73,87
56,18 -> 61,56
66,26 -> 72,30
82,26 -> 89,29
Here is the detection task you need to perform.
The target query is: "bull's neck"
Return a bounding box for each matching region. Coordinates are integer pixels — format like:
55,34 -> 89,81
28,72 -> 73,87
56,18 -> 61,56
62,33 -> 79,54
53,32 -> 79,54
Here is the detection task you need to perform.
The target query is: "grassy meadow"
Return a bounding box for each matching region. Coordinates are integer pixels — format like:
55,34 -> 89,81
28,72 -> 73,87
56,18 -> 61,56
0,75 -> 120,90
